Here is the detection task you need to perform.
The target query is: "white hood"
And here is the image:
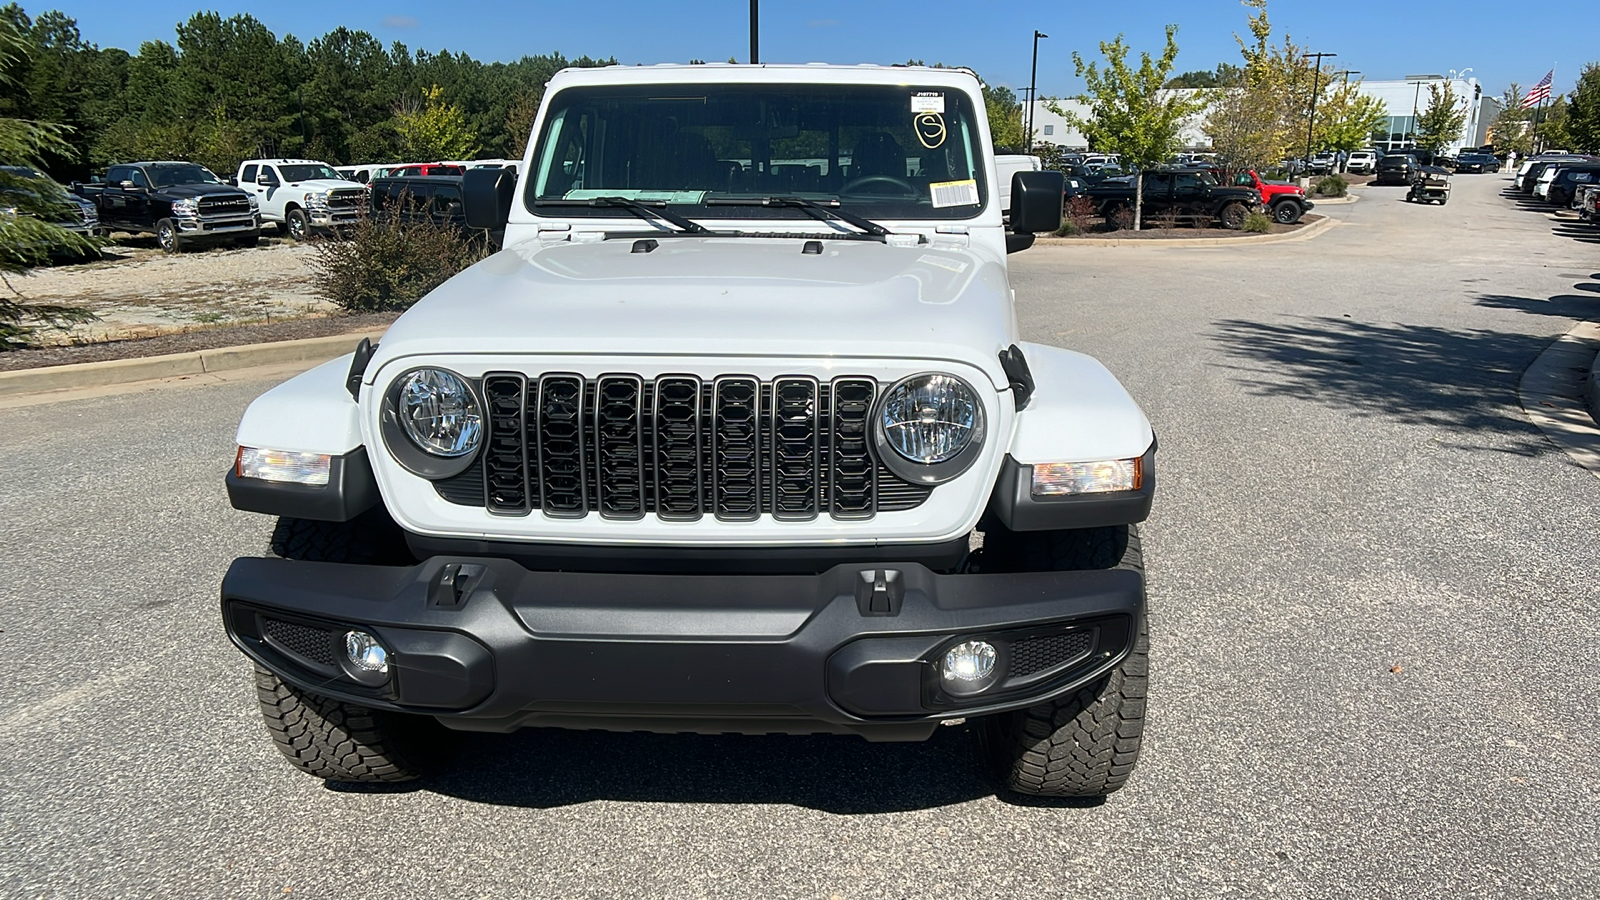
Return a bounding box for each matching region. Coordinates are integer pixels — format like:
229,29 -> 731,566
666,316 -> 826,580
371,237 -> 1017,387
289,178 -> 364,191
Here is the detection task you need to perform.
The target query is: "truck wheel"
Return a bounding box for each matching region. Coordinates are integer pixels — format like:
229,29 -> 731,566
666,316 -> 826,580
268,508 -> 412,566
234,231 -> 261,249
285,208 -> 310,241
1218,202 -> 1247,230
156,218 -> 183,253
255,665 -> 450,783
1271,201 -> 1302,225
978,524 -> 1148,798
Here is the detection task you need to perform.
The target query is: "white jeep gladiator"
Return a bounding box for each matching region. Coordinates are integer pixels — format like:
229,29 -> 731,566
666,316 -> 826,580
222,64 -> 1156,798
235,158 -> 366,239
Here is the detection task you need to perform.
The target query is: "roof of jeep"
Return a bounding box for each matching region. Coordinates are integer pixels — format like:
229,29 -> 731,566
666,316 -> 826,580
547,62 -> 983,91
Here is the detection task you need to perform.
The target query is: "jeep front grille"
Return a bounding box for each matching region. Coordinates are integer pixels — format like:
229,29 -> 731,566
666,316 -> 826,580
437,374 -> 933,521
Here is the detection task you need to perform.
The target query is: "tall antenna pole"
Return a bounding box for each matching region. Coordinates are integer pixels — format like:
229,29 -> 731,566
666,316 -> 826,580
1028,31 -> 1047,153
1305,51 -> 1335,162
750,0 -> 759,64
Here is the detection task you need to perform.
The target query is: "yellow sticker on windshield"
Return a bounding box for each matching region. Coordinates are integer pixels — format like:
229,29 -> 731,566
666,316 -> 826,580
929,179 -> 979,208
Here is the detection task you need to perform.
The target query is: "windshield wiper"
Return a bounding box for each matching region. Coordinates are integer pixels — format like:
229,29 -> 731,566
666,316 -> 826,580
534,196 -> 711,234
705,196 -> 890,240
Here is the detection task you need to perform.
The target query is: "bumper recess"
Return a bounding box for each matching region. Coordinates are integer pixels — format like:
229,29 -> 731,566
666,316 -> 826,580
222,555 -> 1144,741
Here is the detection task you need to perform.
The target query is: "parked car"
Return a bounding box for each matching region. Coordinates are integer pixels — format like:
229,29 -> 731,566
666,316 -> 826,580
1224,168 -> 1314,224
1518,156 -> 1593,195
1345,150 -> 1379,175
386,162 -> 465,177
75,161 -> 259,252
220,62 -> 1156,800
1453,153 -> 1500,174
0,164 -> 100,259
1308,152 -> 1336,175
367,174 -> 469,230
236,159 -> 367,240
1543,165 -> 1600,207
1374,154 -> 1420,185
1087,167 -> 1262,229
995,153 -> 1041,219
1405,166 -> 1451,205
1579,184 -> 1599,221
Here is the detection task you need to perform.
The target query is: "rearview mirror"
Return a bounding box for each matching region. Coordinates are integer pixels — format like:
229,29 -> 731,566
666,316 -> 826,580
463,166 -> 516,231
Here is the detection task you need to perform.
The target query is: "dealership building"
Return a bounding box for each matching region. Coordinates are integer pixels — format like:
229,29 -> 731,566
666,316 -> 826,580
1026,75 -> 1499,155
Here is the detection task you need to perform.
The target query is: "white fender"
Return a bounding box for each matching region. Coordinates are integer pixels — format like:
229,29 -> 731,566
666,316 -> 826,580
1007,342 -> 1154,464
234,354 -> 364,455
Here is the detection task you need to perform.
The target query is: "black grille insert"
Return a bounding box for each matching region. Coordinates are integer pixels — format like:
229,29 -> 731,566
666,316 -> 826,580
434,374 -> 935,519
262,618 -> 337,669
1009,630 -> 1093,679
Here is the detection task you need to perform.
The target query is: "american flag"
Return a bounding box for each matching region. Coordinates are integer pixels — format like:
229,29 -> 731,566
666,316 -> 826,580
1524,71 -> 1553,106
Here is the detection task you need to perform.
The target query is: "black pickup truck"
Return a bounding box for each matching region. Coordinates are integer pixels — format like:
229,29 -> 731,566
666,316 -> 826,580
1087,168 -> 1262,230
75,161 -> 260,252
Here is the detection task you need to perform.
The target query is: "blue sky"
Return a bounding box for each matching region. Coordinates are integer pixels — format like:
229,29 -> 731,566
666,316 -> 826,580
35,0 -> 1597,100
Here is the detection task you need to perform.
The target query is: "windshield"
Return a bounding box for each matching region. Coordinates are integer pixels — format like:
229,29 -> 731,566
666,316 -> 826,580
279,164 -> 342,182
528,82 -> 987,220
149,164 -> 222,187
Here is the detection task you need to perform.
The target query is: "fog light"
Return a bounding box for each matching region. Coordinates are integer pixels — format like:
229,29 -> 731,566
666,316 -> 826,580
344,630 -> 388,674
942,640 -> 996,685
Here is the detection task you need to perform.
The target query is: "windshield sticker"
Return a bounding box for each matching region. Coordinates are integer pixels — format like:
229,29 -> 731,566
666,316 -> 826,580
911,92 -> 945,114
914,113 -> 948,149
929,179 -> 979,208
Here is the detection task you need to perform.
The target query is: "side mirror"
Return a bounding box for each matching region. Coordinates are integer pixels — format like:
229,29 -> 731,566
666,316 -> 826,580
256,174 -> 274,186
226,177 -> 238,186
1008,170 -> 1065,236
463,165 -> 515,231
120,180 -> 139,190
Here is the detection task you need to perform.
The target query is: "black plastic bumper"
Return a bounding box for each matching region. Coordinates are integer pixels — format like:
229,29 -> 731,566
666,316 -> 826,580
221,555 -> 1144,741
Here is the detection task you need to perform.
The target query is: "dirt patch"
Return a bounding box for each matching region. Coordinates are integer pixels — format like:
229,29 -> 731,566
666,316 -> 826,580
1059,214 -> 1322,240
6,234 -> 334,345
0,311 -> 398,372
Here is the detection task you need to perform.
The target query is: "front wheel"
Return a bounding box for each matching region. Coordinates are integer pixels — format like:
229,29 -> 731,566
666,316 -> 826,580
255,666 -> 452,783
1271,201 -> 1302,224
1218,202 -> 1247,230
285,208 -> 310,241
978,524 -> 1148,798
234,231 -> 260,248
155,218 -> 182,253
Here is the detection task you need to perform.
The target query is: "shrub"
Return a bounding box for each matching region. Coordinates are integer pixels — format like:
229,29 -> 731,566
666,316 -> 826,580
310,212 -> 488,313
1313,174 -> 1349,197
1064,195 -> 1096,232
1242,211 -> 1273,233
1053,220 -> 1082,237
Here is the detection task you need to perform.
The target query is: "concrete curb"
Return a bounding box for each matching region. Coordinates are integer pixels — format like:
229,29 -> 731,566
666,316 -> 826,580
0,330 -> 386,399
1034,212 -> 1336,248
1519,320 -> 1600,480
1311,192 -> 1360,205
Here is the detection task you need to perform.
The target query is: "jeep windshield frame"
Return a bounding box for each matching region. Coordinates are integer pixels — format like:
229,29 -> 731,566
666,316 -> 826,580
525,82 -> 989,223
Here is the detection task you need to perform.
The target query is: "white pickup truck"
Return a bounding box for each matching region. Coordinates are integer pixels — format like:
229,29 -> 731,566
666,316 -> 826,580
221,64 -> 1156,799
234,159 -> 366,240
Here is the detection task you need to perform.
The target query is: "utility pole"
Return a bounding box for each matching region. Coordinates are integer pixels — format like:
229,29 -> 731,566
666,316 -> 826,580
1305,51 -> 1335,162
1027,31 -> 1047,153
750,0 -> 759,64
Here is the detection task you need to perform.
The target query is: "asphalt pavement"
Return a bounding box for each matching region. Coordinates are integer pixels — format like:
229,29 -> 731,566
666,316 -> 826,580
2,174 -> 1597,899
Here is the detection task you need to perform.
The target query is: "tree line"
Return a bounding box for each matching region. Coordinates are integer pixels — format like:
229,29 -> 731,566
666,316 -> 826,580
0,3 -> 614,180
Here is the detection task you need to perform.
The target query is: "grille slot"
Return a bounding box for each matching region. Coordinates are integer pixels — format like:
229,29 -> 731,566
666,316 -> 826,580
1009,630 -> 1093,679
262,618 -> 337,669
433,374 -> 936,519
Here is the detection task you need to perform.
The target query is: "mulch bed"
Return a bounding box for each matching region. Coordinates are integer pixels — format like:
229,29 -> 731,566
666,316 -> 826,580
1053,213 -> 1323,241
0,312 -> 400,373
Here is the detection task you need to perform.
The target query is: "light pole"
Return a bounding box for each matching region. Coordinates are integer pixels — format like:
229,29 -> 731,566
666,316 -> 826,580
1027,30 -> 1047,152
1305,51 -> 1335,162
750,0 -> 759,64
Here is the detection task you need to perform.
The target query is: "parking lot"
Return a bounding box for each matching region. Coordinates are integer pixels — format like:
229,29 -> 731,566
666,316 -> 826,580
2,173 -> 1597,898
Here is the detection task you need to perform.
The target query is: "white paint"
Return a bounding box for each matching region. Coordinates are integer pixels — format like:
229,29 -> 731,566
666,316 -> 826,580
1007,342 -> 1154,464
236,355 -> 364,455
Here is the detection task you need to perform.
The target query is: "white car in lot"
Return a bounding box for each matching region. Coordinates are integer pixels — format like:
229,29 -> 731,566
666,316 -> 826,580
1346,150 -> 1378,174
236,159 -> 367,240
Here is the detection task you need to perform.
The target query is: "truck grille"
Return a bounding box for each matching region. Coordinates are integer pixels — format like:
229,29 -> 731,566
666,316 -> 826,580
197,194 -> 252,215
438,373 -> 933,521
327,189 -> 365,210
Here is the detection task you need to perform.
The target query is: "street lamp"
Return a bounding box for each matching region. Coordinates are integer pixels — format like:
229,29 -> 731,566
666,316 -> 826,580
1305,51 -> 1336,162
1027,31 -> 1048,153
750,0 -> 759,64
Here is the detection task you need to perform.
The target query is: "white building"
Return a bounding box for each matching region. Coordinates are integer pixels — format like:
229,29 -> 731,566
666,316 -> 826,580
1027,76 -> 1493,155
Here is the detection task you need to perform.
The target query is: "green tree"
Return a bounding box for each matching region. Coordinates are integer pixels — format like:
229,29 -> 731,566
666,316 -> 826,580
1490,83 -> 1532,156
1051,24 -> 1205,229
393,84 -> 478,160
1415,81 -> 1467,153
1204,0 -> 1311,175
984,84 -> 1026,150
1315,80 -> 1388,153
1165,63 -> 1240,89
0,18 -> 93,348
1535,94 -> 1571,151
1564,63 -> 1600,153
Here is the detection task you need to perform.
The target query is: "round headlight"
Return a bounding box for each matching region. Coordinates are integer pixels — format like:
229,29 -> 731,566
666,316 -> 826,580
879,374 -> 981,464
397,368 -> 482,457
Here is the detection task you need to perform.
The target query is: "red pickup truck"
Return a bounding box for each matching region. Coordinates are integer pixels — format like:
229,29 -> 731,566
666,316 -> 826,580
1224,169 -> 1313,224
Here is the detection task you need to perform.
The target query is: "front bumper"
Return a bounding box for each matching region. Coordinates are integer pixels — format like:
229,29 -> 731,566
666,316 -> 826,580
309,209 -> 362,228
176,214 -> 259,235
222,555 -> 1143,741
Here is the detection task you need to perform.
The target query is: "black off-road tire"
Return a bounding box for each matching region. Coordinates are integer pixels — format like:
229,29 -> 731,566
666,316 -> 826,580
285,207 -> 310,241
1218,202 -> 1248,230
256,508 -> 444,782
1271,200 -> 1302,224
255,665 -> 450,783
156,218 -> 183,253
979,524 -> 1148,798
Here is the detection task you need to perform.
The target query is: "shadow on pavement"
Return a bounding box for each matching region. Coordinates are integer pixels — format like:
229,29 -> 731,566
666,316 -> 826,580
380,722 -> 1033,812
1212,280 -> 1600,455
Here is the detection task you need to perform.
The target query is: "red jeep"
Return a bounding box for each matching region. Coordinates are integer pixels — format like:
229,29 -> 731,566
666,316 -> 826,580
1225,169 -> 1313,224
